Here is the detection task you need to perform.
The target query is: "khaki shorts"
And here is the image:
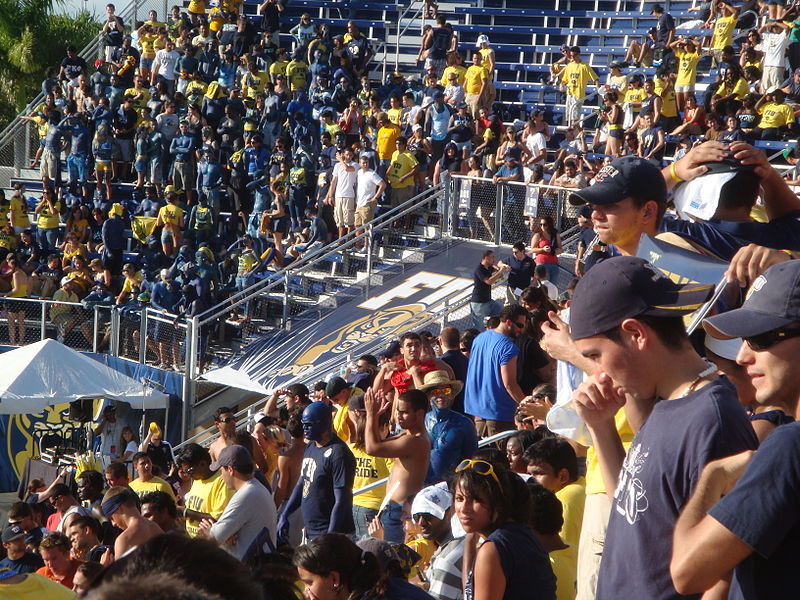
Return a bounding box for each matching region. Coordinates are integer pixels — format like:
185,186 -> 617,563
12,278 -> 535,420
334,196 -> 356,228
391,185 -> 415,208
41,148 -> 58,179
354,203 -> 376,228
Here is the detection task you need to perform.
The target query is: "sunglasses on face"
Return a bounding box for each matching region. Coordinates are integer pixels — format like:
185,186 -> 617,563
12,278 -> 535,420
431,386 -> 452,396
512,320 -> 526,329
743,327 -> 800,351
217,417 -> 236,424
455,459 -> 500,486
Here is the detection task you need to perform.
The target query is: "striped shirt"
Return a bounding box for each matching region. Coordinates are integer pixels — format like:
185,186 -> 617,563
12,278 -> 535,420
427,534 -> 465,600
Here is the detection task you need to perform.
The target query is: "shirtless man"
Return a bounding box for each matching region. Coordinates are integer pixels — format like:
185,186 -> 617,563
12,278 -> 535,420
99,486 -> 162,563
208,406 -> 237,462
364,387 -> 431,544
372,332 -> 455,398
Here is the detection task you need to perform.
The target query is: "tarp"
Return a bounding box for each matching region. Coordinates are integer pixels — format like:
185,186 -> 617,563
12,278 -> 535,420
203,240 -> 492,394
0,339 -> 169,414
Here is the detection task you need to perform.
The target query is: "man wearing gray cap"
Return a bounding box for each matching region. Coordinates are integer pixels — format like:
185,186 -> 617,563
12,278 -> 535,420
672,260 -> 800,599
198,444 -> 277,561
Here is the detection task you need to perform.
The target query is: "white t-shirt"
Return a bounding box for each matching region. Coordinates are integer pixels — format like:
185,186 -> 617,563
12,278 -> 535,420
356,169 -> 384,207
153,49 -> 181,80
762,31 -> 789,68
526,132 -> 547,161
332,161 -> 358,199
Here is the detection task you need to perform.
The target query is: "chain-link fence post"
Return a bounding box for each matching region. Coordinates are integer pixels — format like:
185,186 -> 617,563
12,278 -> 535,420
366,223 -> 374,298
92,307 -> 100,353
39,303 -> 46,341
138,309 -> 147,364
494,184 -> 502,246
181,321 -> 194,442
282,271 -> 290,328
110,309 -> 120,357
556,189 -> 565,231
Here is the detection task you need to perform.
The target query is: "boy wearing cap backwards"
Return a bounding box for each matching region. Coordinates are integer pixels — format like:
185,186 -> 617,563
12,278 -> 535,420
672,260 -> 800,598
569,256 -> 756,600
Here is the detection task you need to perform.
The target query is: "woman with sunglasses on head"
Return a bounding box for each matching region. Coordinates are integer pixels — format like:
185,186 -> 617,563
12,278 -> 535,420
453,457 -> 556,600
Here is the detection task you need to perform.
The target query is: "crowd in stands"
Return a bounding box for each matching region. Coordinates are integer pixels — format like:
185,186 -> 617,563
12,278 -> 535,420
6,1 -> 800,600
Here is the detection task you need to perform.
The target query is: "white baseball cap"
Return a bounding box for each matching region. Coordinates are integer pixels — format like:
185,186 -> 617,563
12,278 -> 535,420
411,482 -> 452,520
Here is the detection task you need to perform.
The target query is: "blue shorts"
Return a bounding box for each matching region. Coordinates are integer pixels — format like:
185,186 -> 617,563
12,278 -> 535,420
141,57 -> 154,70
134,158 -> 148,173
161,229 -> 174,244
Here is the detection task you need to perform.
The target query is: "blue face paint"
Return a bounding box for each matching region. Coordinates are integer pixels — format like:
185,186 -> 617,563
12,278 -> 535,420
301,401 -> 332,441
302,418 -> 327,441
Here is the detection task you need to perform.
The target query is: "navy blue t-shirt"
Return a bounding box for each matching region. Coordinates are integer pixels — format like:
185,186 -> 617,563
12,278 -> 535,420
660,211 -> 800,260
709,422 -> 800,600
299,435 -> 356,537
471,264 -> 494,303
505,253 -> 535,290
596,378 -> 758,600
0,551 -> 44,574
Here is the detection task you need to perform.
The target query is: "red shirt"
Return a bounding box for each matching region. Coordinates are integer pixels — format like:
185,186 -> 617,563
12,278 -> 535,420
37,558 -> 83,589
389,359 -> 438,394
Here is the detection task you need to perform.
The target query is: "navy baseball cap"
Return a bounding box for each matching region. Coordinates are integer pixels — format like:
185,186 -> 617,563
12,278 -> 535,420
570,256 -> 714,340
704,261 -> 800,339
568,156 -> 667,207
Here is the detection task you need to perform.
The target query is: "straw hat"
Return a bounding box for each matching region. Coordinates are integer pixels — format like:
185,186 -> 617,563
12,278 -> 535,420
418,370 -> 463,395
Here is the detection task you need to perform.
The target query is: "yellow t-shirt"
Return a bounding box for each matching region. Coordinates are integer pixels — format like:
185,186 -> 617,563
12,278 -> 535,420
158,204 -> 184,228
623,87 -> 645,113
388,150 -> 419,188
712,15 -> 736,50
440,64 -> 467,87
332,388 -> 363,442
285,60 -> 309,91
121,271 -> 144,294
675,49 -> 700,86
561,62 -> 598,99
184,471 -> 234,537
478,47 -> 495,79
387,107 -> 402,125
185,80 -> 207,100
269,60 -> 288,78
606,73 -> 628,94
656,81 -> 678,118
584,410 -> 635,495
758,102 -> 795,129
139,32 -> 158,55
63,244 -> 88,262
376,124 -> 401,160
0,573 -> 77,600
9,196 -> 29,228
37,200 -> 61,229
718,77 -> 750,101
463,64 -> 489,95
551,549 -> 577,600
241,70 -> 269,97
0,232 -> 16,251
350,444 -> 392,510
129,475 -> 176,499
125,87 -> 151,110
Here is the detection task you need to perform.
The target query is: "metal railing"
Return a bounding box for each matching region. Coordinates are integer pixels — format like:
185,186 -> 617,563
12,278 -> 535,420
0,296 -> 110,352
395,0 -> 426,69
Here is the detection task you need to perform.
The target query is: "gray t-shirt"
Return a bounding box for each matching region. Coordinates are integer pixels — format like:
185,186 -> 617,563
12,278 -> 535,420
209,478 -> 277,561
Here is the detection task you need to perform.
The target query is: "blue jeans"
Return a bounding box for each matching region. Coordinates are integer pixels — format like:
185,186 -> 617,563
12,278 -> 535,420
470,299 -> 503,330
540,262 -> 560,285
66,153 -> 87,183
38,228 -> 59,255
352,505 -> 378,539
380,501 -> 404,543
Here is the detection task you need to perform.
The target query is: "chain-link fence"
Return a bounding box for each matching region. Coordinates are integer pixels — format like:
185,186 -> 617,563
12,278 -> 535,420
449,176 -> 581,245
111,306 -> 189,371
0,297 -> 108,350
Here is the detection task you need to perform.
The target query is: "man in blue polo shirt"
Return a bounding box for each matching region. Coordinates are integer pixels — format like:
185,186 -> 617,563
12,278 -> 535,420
502,242 -> 535,303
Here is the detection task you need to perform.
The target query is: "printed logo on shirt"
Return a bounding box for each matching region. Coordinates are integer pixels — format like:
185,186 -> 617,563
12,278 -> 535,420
613,442 -> 650,525
301,456 -> 317,498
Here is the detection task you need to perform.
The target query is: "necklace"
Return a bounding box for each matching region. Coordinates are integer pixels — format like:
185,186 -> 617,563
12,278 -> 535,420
679,360 -> 719,399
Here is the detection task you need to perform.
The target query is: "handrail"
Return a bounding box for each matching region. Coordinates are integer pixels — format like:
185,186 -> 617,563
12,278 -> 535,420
450,174 -> 585,195
395,0 -> 425,69
353,428 -> 517,496
197,182 -> 445,324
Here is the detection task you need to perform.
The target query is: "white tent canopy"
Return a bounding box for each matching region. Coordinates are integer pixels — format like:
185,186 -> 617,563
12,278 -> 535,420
0,339 -> 168,414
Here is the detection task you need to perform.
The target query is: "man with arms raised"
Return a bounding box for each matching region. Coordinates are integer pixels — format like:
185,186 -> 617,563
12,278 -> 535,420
672,260 -> 800,598
569,256 -> 756,600
365,387 -> 431,543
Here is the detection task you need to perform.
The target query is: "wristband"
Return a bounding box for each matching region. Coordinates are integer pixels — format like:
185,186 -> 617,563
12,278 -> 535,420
669,162 -> 683,183
780,249 -> 797,260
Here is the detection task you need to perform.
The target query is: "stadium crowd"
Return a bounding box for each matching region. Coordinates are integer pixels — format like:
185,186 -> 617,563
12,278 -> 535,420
5,1 -> 800,600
